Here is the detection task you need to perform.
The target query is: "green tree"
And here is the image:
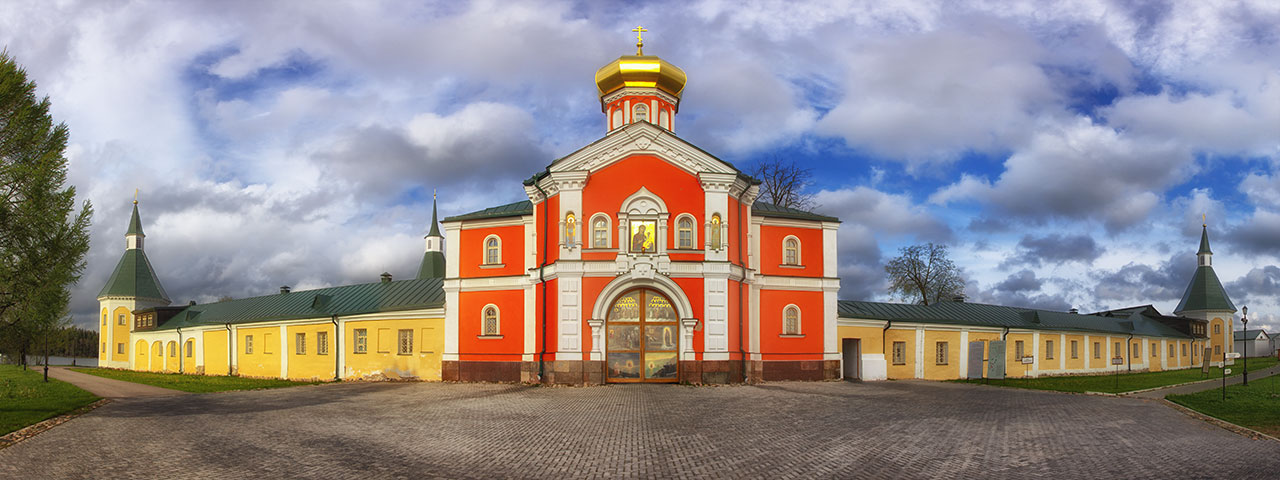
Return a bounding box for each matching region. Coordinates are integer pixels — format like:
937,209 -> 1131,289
0,51 -> 93,368
884,243 -> 964,306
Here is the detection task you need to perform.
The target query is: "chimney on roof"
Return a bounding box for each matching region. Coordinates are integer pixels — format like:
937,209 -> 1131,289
189,300 -> 196,306
381,272 -> 392,283
951,294 -> 966,303
1069,308 -> 1079,314
280,285 -> 291,294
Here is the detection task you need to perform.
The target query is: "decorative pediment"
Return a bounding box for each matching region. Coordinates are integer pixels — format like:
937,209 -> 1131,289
548,122 -> 738,177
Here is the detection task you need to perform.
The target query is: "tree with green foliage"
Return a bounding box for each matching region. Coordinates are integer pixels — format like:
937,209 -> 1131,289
884,243 -> 964,306
0,51 -> 93,369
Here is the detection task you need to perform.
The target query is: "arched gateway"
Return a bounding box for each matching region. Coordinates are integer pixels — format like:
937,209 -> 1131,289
606,288 -> 680,383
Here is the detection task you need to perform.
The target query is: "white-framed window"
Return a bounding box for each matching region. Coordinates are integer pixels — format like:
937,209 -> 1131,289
782,305 -> 800,335
118,314 -> 126,325
296,333 -> 307,355
1045,340 -> 1054,360
397,329 -> 413,355
564,212 -> 576,246
354,328 -> 367,354
634,103 -> 648,123
318,331 -> 329,355
675,214 -> 696,249
591,214 -> 611,248
185,340 -> 193,358
482,305 -> 500,336
245,335 -> 254,355
783,236 -> 800,265
709,214 -> 722,250
892,341 -> 906,365
484,235 -> 501,265
935,341 -> 948,365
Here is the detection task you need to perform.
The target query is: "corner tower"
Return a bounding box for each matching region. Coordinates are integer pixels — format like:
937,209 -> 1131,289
97,197 -> 171,369
594,26 -> 687,133
1174,222 -> 1236,365
417,193 -> 445,279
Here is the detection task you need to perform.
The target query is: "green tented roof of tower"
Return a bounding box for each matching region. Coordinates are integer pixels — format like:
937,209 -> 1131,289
126,204 -> 144,236
152,277 -> 445,330
417,251 -> 445,279
1174,265 -> 1236,314
427,196 -> 442,238
1198,225 -> 1212,255
97,249 -> 170,303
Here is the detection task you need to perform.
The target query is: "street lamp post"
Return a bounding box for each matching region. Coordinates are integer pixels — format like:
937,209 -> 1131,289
1242,306 -> 1248,387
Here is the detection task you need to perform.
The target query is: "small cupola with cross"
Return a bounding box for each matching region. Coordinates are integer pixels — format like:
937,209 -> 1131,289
594,26 -> 686,133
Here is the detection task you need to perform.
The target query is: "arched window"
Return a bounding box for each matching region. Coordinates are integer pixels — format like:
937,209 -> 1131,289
709,214 -> 722,250
783,306 -> 801,335
482,305 -> 500,336
185,339 -> 194,357
634,104 -> 648,123
592,214 -> 610,248
168,341 -> 177,357
102,311 -> 106,326
611,108 -> 623,130
564,212 -> 576,246
676,215 -> 695,249
783,236 -> 800,265
484,235 -> 501,265
659,110 -> 670,130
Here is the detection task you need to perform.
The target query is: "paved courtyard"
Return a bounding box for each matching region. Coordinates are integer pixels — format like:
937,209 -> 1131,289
3,380 -> 1279,479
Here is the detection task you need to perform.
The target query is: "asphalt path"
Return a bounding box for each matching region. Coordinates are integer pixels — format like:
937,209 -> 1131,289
45,367 -> 185,398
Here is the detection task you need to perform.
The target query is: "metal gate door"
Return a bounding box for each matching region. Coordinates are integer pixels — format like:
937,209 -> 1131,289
967,341 -> 985,379
987,340 -> 1006,380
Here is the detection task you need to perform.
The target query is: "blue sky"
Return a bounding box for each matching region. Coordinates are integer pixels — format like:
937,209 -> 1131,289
1,0 -> 1277,331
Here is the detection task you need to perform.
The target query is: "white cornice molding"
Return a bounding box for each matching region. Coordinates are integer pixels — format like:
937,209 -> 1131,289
549,122 -> 737,177
602,87 -> 679,108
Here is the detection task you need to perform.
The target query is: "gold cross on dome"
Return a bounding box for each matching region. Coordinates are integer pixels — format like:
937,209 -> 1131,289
134,188 -> 139,205
632,25 -> 647,55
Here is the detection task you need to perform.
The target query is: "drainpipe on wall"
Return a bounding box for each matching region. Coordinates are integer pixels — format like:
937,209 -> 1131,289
331,315 -> 340,381
738,197 -> 747,383
883,321 -> 893,363
226,323 -> 235,376
1127,333 -> 1134,372
534,182 -> 550,383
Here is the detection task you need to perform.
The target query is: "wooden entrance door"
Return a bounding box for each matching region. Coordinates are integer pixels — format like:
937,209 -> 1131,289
606,289 -> 679,383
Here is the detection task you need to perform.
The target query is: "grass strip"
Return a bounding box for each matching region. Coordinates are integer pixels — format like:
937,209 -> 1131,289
1168,373 -> 1280,437
70,368 -> 323,393
0,365 -> 99,436
954,356 -> 1277,394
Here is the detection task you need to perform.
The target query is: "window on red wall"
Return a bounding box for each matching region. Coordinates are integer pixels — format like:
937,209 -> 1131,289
783,306 -> 800,335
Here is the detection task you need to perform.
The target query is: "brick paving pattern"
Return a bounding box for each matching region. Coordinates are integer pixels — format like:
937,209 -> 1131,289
2,380 -> 1279,479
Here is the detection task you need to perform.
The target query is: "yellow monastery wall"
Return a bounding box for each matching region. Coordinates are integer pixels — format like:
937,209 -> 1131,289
287,323 -> 338,381
836,326 -> 885,355
1087,336 -> 1108,369
1064,334 -> 1085,370
1004,333 -> 1034,378
921,330 -> 961,380
1148,339 -> 1163,371
344,317 -> 444,381
203,330 -> 229,375
1040,335 -> 1060,371
165,340 -> 178,372
113,307 -> 132,363
884,328 -> 916,379
237,326 -> 281,378
149,341 -> 163,372
183,338 -> 197,373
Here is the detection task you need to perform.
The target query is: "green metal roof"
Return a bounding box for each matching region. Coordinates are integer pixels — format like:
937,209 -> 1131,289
427,196 -> 442,238
126,203 -> 144,236
838,300 -> 1192,338
417,251 -> 445,279
97,249 -> 170,303
752,201 -> 839,222
443,200 -> 533,222
1234,329 -> 1269,341
1198,225 -> 1212,255
1174,265 -> 1236,313
155,277 -> 445,330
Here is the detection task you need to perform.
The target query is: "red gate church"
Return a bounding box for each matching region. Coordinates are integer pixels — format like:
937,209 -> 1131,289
440,32 -> 842,384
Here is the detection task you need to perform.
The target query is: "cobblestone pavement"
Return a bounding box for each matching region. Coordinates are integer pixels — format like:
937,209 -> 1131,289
3,380 -> 1279,479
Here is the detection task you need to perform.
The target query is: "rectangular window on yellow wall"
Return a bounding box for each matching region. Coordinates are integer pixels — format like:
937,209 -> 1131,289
1181,343 -> 1186,356
1214,345 -> 1221,356
1015,340 -> 1024,359
353,329 -> 367,354
1093,342 -> 1100,359
318,331 -> 329,355
101,343 -> 106,353
185,341 -> 193,358
1045,340 -> 1054,360
264,333 -> 274,354
377,328 -> 393,353
397,329 -> 413,355
1071,341 -> 1078,359
296,333 -> 306,355
1151,343 -> 1157,358
245,335 -> 254,354
419,328 -> 434,353
1168,344 -> 1174,358
892,341 -> 906,365
1132,343 -> 1140,358
118,314 -> 125,325
169,342 -> 176,357
935,342 -> 948,365
117,343 -> 124,354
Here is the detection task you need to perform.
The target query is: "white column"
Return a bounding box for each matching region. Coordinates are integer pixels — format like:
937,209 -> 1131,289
279,325 -> 288,379
914,326 -> 925,379
1031,332 -> 1041,376
959,331 -> 970,378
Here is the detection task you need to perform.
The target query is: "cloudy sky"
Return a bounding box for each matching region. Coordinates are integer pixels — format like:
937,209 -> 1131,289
2,0 -> 1278,332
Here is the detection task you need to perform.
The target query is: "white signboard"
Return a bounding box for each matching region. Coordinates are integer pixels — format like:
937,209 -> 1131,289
1111,357 -> 1123,365
1224,369 -> 1232,375
1226,352 -> 1242,359
1021,356 -> 1034,365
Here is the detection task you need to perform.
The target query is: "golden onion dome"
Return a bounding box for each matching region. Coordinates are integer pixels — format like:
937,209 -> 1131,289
594,54 -> 687,101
